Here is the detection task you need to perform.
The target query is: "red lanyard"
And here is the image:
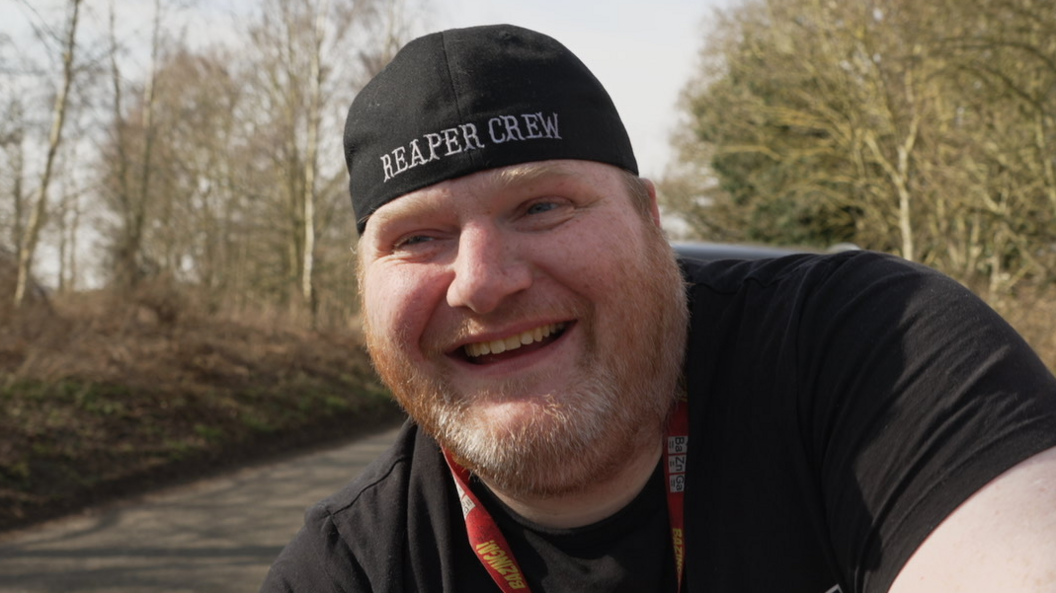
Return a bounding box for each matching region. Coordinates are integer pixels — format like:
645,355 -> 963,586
443,399 -> 689,592
444,448 -> 532,590
665,398 -> 689,591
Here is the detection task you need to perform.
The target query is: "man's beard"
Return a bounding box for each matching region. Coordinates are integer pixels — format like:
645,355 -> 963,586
364,228 -> 688,499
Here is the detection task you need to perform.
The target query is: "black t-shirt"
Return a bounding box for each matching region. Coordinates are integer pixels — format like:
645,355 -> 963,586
261,251 -> 1056,592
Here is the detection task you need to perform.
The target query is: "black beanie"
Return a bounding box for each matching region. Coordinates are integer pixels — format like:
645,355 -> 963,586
344,24 -> 638,234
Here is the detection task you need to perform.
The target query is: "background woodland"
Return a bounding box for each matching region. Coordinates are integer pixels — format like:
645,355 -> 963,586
663,0 -> 1056,302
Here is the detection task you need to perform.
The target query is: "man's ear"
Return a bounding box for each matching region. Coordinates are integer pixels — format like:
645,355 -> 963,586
641,178 -> 662,227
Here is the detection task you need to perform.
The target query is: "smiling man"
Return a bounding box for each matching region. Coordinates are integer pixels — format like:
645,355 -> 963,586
359,159 -> 687,521
261,25 -> 1056,593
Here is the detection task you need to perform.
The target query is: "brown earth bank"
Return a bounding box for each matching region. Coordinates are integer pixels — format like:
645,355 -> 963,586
0,283 -> 401,533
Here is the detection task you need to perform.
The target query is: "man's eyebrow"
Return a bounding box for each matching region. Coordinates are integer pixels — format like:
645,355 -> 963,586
367,196 -> 436,228
496,162 -> 578,188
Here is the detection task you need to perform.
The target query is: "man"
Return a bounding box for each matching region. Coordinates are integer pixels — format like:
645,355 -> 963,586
261,25 -> 1056,592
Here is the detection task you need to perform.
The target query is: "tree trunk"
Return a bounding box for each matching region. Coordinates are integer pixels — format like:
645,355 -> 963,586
132,0 -> 163,285
301,0 -> 328,318
7,112 -> 26,262
15,0 -> 81,307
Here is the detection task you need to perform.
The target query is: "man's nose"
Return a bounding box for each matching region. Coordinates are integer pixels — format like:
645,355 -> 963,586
446,226 -> 532,314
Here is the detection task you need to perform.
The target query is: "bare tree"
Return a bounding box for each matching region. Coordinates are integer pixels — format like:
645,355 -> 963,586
241,0 -> 413,314
15,0 -> 81,307
1,100 -> 27,257
55,137 -> 82,293
301,0 -> 328,314
104,0 -> 164,291
89,0 -> 423,319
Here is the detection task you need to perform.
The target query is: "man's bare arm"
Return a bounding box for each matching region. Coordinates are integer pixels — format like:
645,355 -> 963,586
889,445 -> 1056,592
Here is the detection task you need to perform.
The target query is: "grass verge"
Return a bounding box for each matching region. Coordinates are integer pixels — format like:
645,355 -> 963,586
0,287 -> 400,533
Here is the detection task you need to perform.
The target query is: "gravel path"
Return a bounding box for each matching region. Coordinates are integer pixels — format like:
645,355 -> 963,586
0,424 -> 402,593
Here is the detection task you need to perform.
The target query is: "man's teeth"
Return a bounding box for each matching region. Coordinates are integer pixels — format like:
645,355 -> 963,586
464,323 -> 565,358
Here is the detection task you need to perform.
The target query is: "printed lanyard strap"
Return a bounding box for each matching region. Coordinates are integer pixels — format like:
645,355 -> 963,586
444,399 -> 689,592
444,449 -> 533,592
665,398 -> 689,592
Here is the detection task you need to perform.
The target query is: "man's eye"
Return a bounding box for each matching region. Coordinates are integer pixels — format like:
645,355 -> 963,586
394,235 -> 433,249
525,202 -> 558,215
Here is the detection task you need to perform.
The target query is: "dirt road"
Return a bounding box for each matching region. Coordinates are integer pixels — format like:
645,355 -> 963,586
0,424 -> 403,593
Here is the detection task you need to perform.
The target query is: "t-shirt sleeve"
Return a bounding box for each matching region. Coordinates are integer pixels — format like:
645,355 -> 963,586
259,504 -> 371,593
796,252 -> 1056,592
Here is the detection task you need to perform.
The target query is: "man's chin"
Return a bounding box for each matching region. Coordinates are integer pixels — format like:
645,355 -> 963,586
426,393 -> 646,498
441,418 -> 643,499
431,398 -> 579,458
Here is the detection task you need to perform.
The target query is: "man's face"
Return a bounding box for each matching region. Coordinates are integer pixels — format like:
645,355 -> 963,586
358,160 -> 687,497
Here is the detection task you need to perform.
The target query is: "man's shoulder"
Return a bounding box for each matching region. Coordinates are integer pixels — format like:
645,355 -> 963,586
260,422 -> 460,590
679,248 -> 924,293
311,420 -> 445,525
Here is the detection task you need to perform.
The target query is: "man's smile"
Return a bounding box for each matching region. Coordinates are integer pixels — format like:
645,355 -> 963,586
460,322 -> 568,362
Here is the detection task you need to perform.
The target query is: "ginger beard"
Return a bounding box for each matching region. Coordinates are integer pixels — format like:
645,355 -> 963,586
362,222 -> 688,499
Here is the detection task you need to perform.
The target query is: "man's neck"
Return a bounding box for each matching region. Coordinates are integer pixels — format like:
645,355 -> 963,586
481,439 -> 664,529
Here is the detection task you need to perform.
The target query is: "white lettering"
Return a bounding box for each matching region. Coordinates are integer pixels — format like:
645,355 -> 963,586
442,128 -> 463,155
501,115 -> 524,141
540,112 -> 560,138
378,112 -> 563,182
392,146 -> 408,174
522,113 -> 543,139
461,123 -> 485,150
488,117 -> 507,143
408,139 -> 429,168
425,133 -> 444,161
381,154 -> 395,182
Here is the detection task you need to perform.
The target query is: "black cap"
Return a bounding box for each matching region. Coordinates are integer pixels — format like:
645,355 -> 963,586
344,24 -> 638,234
